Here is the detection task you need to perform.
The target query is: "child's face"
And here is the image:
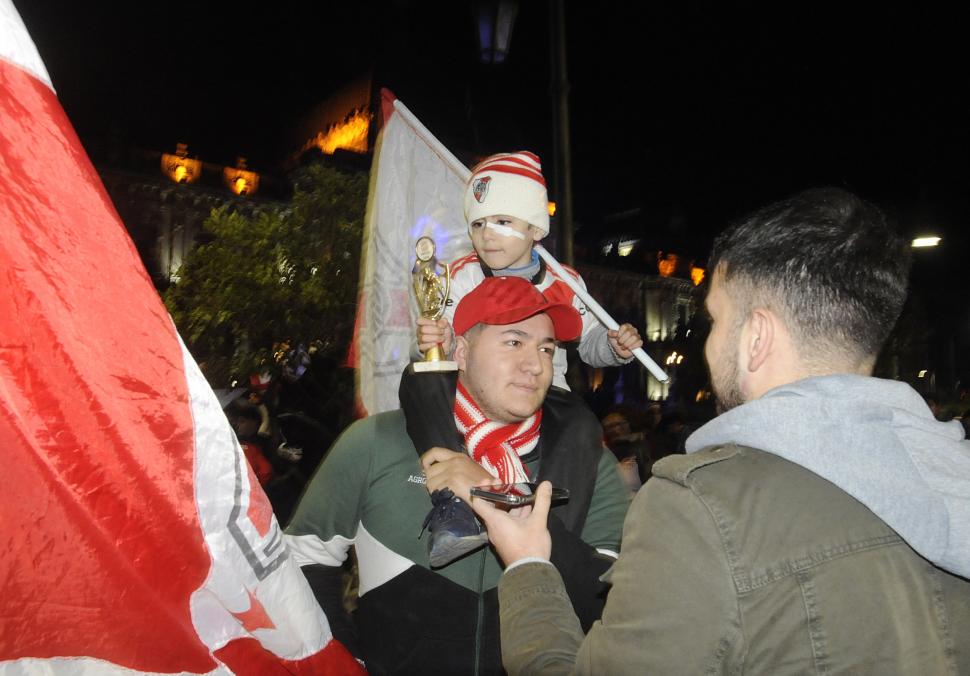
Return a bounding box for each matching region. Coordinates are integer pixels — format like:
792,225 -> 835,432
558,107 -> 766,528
468,215 -> 543,270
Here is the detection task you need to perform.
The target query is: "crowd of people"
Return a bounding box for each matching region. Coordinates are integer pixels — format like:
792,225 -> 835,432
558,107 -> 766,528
228,150 -> 968,674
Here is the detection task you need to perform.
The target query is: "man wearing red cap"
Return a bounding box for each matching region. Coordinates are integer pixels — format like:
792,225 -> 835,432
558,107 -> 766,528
286,277 -> 629,675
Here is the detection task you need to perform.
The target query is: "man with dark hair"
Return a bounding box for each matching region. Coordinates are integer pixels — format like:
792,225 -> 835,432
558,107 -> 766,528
472,187 -> 970,674
707,187 -> 911,393
285,276 -> 629,675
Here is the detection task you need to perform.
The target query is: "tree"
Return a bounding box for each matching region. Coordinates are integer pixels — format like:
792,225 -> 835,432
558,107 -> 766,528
165,164 -> 367,388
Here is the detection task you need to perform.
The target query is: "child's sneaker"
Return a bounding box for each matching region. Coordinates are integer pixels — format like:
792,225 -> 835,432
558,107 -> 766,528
421,488 -> 488,568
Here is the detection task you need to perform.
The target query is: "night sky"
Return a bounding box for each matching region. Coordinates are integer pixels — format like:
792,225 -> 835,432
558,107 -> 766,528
16,1 -> 970,371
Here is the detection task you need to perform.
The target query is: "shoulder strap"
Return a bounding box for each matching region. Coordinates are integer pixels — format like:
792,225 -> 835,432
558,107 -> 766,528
652,445 -> 741,485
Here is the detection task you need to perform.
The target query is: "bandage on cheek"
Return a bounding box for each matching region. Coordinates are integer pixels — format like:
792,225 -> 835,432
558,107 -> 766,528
484,220 -> 527,240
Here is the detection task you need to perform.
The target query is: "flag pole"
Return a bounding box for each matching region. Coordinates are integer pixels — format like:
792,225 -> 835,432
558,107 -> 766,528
535,244 -> 669,383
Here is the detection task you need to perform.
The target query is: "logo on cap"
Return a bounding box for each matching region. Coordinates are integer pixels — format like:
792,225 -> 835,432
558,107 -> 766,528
472,177 -> 491,203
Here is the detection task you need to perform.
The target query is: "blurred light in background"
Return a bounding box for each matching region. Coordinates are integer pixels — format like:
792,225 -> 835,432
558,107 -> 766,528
657,252 -> 678,276
691,266 -> 705,286
161,143 -> 201,184
303,108 -> 371,155
617,239 -> 637,257
224,157 -> 259,197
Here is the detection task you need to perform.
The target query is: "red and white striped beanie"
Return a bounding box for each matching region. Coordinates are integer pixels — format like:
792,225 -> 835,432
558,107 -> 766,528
464,151 -> 550,235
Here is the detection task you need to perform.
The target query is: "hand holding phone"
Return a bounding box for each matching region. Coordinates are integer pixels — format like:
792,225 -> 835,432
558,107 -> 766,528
468,481 -> 556,565
470,482 -> 569,506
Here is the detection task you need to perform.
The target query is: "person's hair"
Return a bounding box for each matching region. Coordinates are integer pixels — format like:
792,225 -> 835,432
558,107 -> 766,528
461,323 -> 485,342
709,187 -> 910,364
602,403 -> 635,423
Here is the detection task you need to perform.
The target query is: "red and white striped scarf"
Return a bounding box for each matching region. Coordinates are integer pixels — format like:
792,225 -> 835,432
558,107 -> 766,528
454,380 -> 541,484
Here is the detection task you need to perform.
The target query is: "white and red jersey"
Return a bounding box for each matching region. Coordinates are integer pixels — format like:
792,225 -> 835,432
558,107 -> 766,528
444,253 -> 629,390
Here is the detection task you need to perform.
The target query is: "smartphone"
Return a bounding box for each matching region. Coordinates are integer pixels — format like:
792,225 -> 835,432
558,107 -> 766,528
470,482 -> 569,506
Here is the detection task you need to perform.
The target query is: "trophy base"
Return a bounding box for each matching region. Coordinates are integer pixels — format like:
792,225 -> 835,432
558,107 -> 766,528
411,360 -> 458,373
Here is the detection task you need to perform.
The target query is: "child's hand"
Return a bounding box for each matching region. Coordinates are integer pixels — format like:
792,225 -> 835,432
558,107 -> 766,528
608,323 -> 643,359
417,317 -> 454,355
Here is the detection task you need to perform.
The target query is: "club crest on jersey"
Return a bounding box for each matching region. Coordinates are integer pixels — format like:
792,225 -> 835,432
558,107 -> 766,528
472,176 -> 491,203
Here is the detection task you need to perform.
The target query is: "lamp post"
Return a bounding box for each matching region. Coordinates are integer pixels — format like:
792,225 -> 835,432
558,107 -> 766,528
909,231 -> 955,396
549,0 -> 574,265
472,0 -> 573,264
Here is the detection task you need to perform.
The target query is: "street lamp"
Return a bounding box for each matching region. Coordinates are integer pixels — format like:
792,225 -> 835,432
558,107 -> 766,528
472,0 -> 574,263
474,0 -> 519,64
911,236 -> 941,248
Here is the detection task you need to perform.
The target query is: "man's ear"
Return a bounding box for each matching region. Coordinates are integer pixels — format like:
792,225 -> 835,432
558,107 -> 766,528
454,334 -> 470,371
531,226 -> 545,243
745,308 -> 774,373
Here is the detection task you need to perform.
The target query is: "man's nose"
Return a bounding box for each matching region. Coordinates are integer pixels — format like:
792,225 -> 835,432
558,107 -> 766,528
520,348 -> 543,375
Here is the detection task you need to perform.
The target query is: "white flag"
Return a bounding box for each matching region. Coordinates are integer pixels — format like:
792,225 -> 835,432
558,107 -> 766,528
353,90 -> 473,415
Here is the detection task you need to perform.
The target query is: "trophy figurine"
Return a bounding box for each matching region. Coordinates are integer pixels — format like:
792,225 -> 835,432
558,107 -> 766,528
411,236 -> 457,372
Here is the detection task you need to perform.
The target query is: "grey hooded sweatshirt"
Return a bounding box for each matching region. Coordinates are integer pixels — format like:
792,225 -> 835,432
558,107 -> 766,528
686,374 -> 970,578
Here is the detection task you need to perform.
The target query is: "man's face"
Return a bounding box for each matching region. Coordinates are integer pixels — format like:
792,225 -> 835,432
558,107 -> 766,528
601,413 -> 631,444
469,214 -> 543,270
456,313 -> 556,423
704,270 -> 746,412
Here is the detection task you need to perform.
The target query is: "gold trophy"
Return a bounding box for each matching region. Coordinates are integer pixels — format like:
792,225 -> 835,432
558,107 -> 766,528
411,236 -> 457,372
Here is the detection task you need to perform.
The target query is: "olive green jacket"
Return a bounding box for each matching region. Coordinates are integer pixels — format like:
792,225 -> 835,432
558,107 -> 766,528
499,445 -> 970,675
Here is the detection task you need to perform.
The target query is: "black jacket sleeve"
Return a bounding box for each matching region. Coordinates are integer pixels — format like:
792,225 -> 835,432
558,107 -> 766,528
398,367 -> 462,455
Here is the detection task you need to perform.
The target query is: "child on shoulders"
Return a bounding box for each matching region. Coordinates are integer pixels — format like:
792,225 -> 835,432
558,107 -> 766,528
417,151 -> 642,389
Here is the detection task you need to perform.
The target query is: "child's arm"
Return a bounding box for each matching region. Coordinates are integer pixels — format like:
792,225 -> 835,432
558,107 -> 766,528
578,321 -> 642,367
416,317 -> 455,356
563,271 -> 641,366
606,323 -> 643,359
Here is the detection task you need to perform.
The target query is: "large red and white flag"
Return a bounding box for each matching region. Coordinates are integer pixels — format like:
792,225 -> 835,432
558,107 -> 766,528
0,3 -> 362,674
353,90 -> 472,415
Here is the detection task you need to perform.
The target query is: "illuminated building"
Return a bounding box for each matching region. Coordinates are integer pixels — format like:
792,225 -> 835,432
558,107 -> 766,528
575,204 -> 709,404
100,157 -> 283,288
580,265 -> 698,401
96,77 -> 376,289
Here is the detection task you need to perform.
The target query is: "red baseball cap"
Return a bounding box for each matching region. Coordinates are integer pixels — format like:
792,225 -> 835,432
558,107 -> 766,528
453,276 -> 582,341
